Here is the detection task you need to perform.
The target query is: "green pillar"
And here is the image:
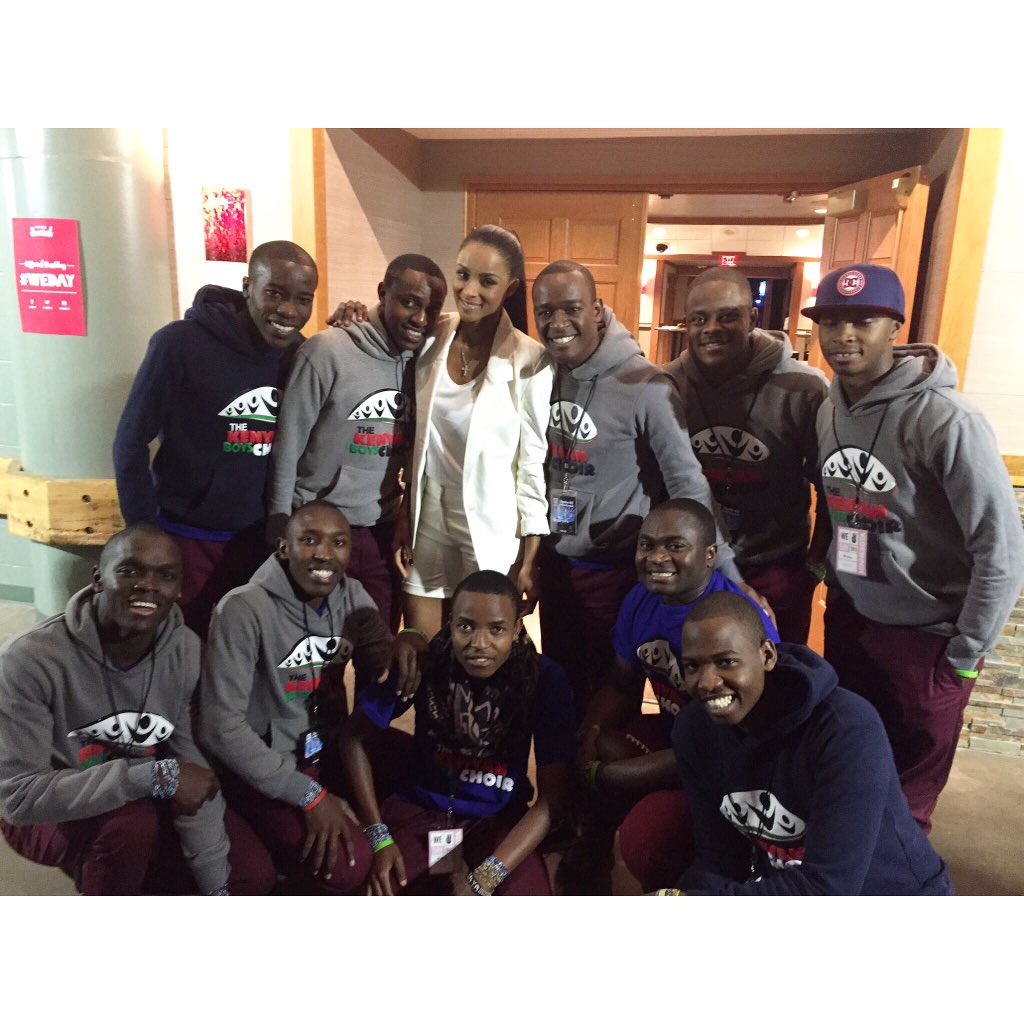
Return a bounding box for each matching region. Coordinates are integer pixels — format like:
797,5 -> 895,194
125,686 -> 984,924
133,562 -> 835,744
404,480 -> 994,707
0,129 -> 173,615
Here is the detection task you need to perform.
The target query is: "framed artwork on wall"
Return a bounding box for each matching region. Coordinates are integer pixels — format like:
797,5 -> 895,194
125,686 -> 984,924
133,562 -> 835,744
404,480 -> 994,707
202,186 -> 250,263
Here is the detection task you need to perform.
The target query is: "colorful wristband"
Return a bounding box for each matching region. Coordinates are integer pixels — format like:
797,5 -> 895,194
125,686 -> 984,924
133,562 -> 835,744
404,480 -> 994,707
466,870 -> 491,896
954,668 -> 980,679
474,855 -> 509,891
302,787 -> 327,812
398,626 -> 430,644
363,822 -> 394,853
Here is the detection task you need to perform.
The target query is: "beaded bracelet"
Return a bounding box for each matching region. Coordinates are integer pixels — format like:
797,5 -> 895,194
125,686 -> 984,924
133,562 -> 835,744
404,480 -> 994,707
474,855 -> 509,892
466,870 -> 491,895
363,822 -> 394,853
151,758 -> 180,799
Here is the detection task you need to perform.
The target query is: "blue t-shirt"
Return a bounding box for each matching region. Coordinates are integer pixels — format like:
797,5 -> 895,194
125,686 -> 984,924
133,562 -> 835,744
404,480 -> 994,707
612,570 -> 780,737
357,654 -> 575,818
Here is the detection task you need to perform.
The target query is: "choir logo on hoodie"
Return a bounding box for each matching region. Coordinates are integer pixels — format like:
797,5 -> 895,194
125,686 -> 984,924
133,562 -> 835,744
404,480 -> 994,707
690,425 -> 772,500
68,710 -> 175,766
635,638 -> 686,717
347,389 -> 410,457
720,789 -> 806,869
278,634 -> 350,701
548,400 -> 598,478
220,386 -> 279,457
821,445 -> 901,534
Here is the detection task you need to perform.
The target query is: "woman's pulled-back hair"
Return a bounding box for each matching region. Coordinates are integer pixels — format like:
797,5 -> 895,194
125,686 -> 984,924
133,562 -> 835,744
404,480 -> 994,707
459,224 -> 528,333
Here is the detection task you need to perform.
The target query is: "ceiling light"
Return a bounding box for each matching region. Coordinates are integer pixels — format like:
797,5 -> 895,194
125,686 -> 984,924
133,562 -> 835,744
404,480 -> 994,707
814,207 -> 827,214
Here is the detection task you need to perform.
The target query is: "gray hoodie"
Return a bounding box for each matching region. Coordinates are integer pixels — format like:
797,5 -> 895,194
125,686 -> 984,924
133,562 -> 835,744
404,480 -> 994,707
268,310 -> 417,526
817,344 -> 1024,669
0,590 -> 230,893
200,555 -> 392,807
667,329 -> 828,567
545,306 -> 738,578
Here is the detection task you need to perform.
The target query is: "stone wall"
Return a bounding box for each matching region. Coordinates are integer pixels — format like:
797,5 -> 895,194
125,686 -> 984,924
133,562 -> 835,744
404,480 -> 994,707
959,485 -> 1024,756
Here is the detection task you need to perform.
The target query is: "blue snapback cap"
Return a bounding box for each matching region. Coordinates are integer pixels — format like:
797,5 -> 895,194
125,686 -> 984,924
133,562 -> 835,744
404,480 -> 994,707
802,263 -> 906,323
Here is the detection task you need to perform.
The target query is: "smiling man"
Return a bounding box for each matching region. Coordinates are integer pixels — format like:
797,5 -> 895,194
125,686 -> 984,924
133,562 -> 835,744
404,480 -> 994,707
114,240 -> 318,639
807,263 -> 1024,833
268,256 -> 447,630
666,268 -> 829,643
664,591 -> 952,895
200,501 -> 422,893
559,499 -> 777,893
0,525 -> 275,895
531,261 -> 748,716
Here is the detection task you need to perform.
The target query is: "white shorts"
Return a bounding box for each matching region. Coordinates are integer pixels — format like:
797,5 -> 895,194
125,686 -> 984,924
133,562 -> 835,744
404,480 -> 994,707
403,478 -> 480,599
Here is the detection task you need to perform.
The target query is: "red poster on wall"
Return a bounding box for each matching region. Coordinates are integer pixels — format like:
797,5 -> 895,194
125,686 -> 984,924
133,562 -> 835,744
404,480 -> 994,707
11,218 -> 86,336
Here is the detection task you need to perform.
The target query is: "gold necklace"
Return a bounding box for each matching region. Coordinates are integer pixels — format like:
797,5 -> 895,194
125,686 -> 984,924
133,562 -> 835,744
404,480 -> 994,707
459,338 -> 471,380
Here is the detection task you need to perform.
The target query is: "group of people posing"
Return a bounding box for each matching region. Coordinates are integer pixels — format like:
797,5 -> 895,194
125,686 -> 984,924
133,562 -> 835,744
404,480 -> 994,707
0,226 -> 1020,896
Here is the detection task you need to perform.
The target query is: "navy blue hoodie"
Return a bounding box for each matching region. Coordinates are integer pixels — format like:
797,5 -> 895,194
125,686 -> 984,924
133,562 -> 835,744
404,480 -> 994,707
113,286 -> 299,535
672,644 -> 952,895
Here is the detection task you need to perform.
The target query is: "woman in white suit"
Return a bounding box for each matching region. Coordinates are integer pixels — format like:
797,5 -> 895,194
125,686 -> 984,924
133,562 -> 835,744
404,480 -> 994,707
398,225 -> 553,639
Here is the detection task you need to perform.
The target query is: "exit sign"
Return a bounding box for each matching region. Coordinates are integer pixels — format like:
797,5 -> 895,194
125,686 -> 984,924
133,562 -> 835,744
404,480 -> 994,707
719,254 -> 740,268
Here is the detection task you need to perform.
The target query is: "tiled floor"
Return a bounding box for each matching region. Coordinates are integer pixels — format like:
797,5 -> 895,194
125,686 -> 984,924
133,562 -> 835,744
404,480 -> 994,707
1,600 -> 1021,896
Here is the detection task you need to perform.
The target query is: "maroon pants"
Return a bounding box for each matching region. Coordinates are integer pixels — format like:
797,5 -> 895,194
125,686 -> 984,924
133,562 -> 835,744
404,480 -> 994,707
1,801 -> 275,896
741,553 -> 819,646
348,521 -> 402,633
538,549 -> 638,719
172,521 -> 270,640
380,793 -> 552,895
824,596 -> 977,832
604,715 -> 695,892
220,765 -> 372,894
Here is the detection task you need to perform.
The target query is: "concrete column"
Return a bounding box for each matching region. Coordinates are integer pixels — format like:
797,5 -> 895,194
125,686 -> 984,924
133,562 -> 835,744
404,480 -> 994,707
0,129 -> 173,614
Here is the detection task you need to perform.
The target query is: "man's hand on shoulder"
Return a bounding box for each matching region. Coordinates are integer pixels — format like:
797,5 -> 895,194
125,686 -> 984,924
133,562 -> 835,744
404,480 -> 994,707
379,630 -> 428,700
328,300 -> 369,328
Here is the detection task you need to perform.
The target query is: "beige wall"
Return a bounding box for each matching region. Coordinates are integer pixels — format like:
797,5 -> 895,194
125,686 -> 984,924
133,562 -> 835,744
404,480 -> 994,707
963,126 -> 1024,454
323,129 -> 424,308
166,127 -> 295,317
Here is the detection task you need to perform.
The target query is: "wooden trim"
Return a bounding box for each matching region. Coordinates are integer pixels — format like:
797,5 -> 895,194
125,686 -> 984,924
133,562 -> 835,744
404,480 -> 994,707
647,254 -> 817,267
290,128 -> 329,333
786,263 -> 804,346
648,215 -> 824,226
464,175 -> 843,195
1004,455 -> 1024,485
931,129 -> 1004,385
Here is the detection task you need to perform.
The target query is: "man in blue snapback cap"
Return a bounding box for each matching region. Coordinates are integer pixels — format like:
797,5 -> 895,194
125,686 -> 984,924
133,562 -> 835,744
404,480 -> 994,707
805,263 -> 1023,831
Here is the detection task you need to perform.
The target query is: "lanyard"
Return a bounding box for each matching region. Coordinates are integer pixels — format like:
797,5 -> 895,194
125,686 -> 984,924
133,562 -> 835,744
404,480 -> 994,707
99,645 -> 159,757
690,371 -> 771,495
555,374 -> 597,492
831,402 -> 891,527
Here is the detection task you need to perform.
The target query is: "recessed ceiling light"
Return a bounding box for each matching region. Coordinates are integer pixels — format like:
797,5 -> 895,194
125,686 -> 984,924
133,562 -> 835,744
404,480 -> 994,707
814,207 -> 827,214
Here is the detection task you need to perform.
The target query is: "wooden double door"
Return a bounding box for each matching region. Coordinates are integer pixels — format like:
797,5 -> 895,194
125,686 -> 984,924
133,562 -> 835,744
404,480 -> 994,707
467,189 -> 648,339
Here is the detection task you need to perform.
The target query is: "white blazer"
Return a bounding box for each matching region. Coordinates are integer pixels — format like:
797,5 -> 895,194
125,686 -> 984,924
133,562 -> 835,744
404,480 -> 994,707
409,310 -> 553,572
